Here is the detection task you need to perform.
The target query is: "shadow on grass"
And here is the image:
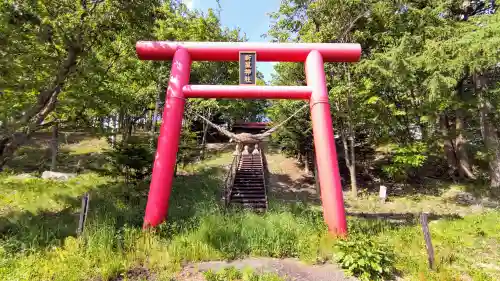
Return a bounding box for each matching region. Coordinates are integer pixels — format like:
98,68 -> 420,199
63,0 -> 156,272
6,146 -> 108,174
0,207 -> 80,253
0,166 -> 226,255
346,212 -> 463,237
23,131 -> 99,148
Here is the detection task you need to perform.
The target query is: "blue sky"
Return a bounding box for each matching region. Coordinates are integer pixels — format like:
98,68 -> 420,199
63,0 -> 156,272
183,0 -> 281,82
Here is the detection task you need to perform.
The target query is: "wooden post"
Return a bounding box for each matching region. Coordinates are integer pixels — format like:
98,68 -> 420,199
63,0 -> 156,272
420,213 -> 435,270
50,121 -> 59,171
77,192 -> 90,236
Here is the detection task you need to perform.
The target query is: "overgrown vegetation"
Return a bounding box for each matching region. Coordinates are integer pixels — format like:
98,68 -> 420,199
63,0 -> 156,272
1,0 -> 500,281
334,237 -> 395,281
203,267 -> 284,281
0,143 -> 499,280
267,0 -> 500,196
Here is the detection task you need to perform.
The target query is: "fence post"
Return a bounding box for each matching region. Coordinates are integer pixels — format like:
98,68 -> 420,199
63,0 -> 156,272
77,192 -> 90,236
420,212 -> 435,270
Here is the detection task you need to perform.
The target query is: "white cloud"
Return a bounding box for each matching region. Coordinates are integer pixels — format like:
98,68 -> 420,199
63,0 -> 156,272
182,0 -> 194,10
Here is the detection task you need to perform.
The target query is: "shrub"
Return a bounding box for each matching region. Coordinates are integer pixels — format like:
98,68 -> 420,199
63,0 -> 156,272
105,137 -> 154,182
334,236 -> 395,281
104,127 -> 199,182
382,142 -> 428,181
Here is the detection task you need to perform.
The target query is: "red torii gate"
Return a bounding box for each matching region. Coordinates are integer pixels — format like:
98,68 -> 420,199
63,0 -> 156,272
136,41 -> 361,236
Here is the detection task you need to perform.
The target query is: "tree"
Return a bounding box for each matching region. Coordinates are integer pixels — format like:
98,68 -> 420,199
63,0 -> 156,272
0,0 -> 160,167
267,0 -> 500,193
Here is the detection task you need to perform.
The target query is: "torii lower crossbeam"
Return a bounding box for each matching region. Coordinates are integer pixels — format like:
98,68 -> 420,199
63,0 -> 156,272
137,41 -> 362,237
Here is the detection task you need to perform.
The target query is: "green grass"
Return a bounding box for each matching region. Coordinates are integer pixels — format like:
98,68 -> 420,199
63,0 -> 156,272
0,139 -> 499,281
379,210 -> 500,281
203,266 -> 284,281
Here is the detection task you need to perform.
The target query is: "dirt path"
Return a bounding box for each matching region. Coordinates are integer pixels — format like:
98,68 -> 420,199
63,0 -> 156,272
176,258 -> 357,281
265,153 -> 321,204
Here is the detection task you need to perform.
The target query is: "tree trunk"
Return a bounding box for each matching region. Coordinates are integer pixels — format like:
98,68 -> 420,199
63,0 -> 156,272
455,108 -> 475,179
118,109 -> 125,133
122,115 -> 132,146
341,126 -> 357,197
439,113 -> 459,180
0,133 -> 29,168
99,117 -> 105,133
348,139 -> 357,196
110,115 -> 118,147
0,47 -> 79,168
147,110 -> 152,132
50,121 -> 59,171
345,65 -> 357,197
199,109 -> 211,160
313,152 -> 320,195
475,73 -> 500,188
303,152 -> 310,174
151,84 -> 162,134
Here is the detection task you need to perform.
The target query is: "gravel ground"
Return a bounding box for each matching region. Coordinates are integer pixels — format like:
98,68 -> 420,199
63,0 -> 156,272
176,257 -> 357,281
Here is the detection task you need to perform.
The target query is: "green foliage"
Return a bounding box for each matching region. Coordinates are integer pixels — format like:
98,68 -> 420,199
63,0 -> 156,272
266,100 -> 312,157
334,237 -> 395,281
105,138 -> 154,182
203,267 -> 284,281
105,125 -> 199,182
382,142 -> 428,180
1,146 -> 499,281
267,0 -> 500,188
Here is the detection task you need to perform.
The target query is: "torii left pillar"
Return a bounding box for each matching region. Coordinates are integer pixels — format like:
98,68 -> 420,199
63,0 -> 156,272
136,41 -> 362,236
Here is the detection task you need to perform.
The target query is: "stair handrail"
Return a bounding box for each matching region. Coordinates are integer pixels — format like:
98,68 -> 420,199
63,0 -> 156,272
223,153 -> 240,207
257,147 -> 268,210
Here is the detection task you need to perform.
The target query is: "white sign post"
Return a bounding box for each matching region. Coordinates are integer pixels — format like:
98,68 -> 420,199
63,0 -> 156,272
379,185 -> 387,203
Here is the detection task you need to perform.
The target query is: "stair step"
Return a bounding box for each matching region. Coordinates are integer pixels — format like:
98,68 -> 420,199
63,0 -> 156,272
234,180 -> 264,183
231,197 -> 266,203
232,187 -> 265,190
231,193 -> 265,197
231,197 -> 266,201
232,188 -> 265,192
231,192 -> 266,199
230,202 -> 267,208
226,153 -> 267,211
234,178 -> 264,184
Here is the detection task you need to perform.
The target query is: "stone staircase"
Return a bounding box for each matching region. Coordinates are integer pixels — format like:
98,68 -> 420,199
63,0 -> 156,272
225,147 -> 267,210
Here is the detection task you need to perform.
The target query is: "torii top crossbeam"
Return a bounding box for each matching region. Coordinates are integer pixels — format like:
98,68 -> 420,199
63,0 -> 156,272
136,41 -> 361,62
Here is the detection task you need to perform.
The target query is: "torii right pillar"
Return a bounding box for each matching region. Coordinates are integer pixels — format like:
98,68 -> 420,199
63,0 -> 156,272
306,50 -> 348,235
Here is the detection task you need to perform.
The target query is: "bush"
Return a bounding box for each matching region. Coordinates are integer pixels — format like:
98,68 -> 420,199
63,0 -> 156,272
105,137 -> 154,182
104,126 -> 199,182
334,236 -> 395,281
382,142 -> 428,181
